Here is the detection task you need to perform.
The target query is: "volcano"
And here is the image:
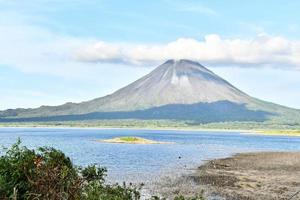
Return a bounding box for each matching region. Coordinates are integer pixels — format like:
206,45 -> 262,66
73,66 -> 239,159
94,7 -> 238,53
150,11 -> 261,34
1,59 -> 300,124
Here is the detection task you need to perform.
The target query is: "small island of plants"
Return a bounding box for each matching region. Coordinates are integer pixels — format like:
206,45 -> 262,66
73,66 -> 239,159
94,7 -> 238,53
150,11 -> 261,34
98,136 -> 172,144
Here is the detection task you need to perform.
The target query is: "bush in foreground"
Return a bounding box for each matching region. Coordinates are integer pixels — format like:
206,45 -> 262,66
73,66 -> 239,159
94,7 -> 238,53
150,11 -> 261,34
0,140 -> 204,200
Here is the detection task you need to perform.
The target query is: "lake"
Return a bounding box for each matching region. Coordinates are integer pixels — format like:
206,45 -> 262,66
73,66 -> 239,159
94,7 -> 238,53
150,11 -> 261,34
1,127 -> 300,184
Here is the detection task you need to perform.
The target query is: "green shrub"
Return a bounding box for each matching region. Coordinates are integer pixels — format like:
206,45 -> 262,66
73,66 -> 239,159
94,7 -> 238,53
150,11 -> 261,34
0,139 -> 82,199
82,182 -> 141,200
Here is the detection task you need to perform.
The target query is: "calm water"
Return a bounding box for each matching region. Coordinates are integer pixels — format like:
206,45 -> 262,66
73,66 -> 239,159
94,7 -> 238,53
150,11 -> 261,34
1,128 -> 300,184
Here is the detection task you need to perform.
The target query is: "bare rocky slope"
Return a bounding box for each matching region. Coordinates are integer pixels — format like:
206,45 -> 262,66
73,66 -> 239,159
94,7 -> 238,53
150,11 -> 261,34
1,59 -> 300,124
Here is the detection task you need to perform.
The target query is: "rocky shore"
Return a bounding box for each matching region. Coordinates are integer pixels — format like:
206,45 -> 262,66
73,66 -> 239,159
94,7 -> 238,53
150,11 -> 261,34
155,152 -> 300,200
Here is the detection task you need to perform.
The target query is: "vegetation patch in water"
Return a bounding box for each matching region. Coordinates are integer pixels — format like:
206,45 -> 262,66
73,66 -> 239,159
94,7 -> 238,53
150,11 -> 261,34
98,136 -> 172,144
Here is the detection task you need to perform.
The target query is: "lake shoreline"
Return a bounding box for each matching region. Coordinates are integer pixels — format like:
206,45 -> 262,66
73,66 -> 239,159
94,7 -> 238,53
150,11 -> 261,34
0,125 -> 251,132
1,127 -> 300,199
156,152 -> 300,200
1,125 -> 300,137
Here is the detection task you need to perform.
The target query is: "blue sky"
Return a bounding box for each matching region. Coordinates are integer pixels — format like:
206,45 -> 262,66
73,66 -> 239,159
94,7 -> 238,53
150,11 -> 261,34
1,0 -> 300,109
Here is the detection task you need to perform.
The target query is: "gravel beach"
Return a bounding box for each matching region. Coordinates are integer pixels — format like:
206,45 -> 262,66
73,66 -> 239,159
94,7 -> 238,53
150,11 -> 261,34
155,152 -> 300,200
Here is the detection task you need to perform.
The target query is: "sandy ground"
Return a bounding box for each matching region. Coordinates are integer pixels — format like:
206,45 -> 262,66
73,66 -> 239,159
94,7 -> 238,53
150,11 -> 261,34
154,152 -> 300,200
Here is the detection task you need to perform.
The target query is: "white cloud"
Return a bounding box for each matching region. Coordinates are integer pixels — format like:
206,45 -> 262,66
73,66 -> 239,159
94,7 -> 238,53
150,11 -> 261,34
73,34 -> 300,69
1,11 -> 300,78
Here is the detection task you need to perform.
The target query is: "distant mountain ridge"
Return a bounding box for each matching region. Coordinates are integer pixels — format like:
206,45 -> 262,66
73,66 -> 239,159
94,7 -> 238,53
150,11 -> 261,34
1,59 -> 300,125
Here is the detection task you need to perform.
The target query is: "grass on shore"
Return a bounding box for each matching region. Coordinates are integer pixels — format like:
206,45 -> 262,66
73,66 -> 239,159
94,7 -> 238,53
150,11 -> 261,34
256,129 -> 300,136
1,119 -> 300,131
2,120 -> 300,137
